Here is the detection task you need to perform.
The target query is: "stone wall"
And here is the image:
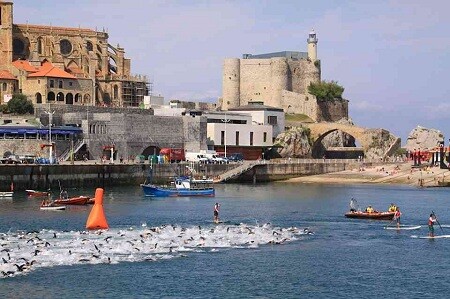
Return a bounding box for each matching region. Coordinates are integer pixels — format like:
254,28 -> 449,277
222,56 -> 323,120
35,104 -> 207,160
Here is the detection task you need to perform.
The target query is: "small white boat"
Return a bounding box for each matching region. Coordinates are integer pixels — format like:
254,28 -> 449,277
40,205 -> 66,211
0,191 -> 13,197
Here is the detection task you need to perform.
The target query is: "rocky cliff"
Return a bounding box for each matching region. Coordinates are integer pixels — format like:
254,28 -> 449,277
405,126 -> 444,151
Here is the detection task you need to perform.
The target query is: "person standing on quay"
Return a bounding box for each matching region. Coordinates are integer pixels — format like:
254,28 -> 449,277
214,203 -> 220,223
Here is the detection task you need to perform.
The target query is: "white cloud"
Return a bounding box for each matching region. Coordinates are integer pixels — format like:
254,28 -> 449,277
352,101 -> 383,112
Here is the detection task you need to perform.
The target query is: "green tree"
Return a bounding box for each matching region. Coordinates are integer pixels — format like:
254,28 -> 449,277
7,93 -> 34,114
308,80 -> 345,101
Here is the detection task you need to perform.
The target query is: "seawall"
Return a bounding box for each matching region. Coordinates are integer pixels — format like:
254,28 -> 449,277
0,159 -> 366,191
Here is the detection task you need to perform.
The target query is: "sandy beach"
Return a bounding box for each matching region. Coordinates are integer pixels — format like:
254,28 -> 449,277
284,162 -> 450,187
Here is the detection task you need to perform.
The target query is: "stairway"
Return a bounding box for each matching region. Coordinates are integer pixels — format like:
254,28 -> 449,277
215,160 -> 261,183
59,139 -> 86,161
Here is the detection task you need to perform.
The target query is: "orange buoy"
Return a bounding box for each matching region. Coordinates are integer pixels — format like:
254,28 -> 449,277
86,188 -> 109,230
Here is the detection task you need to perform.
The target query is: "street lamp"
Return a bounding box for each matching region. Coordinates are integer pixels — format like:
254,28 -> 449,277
221,113 -> 231,158
44,109 -> 55,164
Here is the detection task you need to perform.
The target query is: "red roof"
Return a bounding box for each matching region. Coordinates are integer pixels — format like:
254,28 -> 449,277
28,61 -> 76,79
0,70 -> 16,80
12,60 -> 39,73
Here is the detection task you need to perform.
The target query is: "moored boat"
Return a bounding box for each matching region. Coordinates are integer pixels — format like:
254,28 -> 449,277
40,204 -> 66,211
26,189 -> 50,197
0,191 -> 13,197
40,200 -> 66,211
53,195 -> 90,206
345,211 -> 395,220
141,176 -> 215,197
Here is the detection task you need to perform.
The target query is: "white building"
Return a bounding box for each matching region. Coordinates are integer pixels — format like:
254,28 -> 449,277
228,102 -> 284,139
204,111 -> 273,159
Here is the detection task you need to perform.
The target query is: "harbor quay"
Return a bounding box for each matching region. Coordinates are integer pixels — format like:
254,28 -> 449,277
0,159 -> 365,191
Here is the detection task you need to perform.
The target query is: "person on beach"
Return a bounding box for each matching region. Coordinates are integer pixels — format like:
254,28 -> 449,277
394,208 -> 402,228
214,203 -> 220,223
428,214 -> 437,237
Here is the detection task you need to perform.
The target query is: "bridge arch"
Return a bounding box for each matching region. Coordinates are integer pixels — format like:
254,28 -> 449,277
304,122 -> 399,159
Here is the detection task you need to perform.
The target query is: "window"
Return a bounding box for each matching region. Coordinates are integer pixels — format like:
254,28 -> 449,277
268,116 -> 277,125
2,83 -> 6,91
113,85 -> 118,99
59,81 -> 63,88
60,39 -> 72,56
221,131 -> 225,145
250,132 -> 254,146
263,132 -> 267,142
69,82 -> 73,87
37,38 -> 43,54
50,80 -> 54,88
86,41 -> 93,52
235,132 -> 239,146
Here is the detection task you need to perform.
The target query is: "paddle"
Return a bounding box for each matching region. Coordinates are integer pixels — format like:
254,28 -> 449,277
386,216 -> 396,228
432,211 -> 444,233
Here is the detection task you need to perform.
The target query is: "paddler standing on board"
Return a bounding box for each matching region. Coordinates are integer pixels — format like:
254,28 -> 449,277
393,207 -> 402,228
428,214 -> 437,237
349,198 -> 357,212
214,203 -> 220,223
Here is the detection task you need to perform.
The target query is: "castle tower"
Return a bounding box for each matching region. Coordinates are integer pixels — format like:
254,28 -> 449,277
222,58 -> 240,110
270,57 -> 289,108
307,29 -> 318,61
0,1 -> 13,71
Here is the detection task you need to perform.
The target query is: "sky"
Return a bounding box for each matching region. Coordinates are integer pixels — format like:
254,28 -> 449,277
12,0 -> 450,144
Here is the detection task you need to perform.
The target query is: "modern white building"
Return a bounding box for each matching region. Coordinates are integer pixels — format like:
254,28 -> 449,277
228,102 -> 285,139
204,111 -> 273,159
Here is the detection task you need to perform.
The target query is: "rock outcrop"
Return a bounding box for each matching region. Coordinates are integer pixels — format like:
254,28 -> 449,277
363,129 -> 400,160
405,126 -> 444,151
274,126 -> 312,158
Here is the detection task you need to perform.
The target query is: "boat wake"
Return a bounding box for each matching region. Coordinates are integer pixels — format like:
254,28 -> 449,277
0,223 -> 311,278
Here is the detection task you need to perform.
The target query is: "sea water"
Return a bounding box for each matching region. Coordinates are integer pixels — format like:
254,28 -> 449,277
1,183 -> 450,298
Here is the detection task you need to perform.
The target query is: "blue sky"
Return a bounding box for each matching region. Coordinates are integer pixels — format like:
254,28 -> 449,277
13,0 -> 450,144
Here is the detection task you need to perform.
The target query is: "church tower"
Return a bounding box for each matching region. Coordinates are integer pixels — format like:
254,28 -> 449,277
0,1 -> 13,71
307,29 -> 318,61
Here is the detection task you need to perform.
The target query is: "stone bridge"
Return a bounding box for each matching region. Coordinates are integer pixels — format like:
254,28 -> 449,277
303,122 -> 401,159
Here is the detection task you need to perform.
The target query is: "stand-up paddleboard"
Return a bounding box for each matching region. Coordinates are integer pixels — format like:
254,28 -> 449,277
411,235 -> 450,239
384,225 -> 421,230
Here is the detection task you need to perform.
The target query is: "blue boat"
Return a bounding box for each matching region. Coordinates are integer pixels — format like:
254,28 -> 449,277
141,176 -> 215,197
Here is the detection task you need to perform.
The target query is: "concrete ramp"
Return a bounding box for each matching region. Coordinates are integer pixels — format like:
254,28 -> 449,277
214,160 -> 261,183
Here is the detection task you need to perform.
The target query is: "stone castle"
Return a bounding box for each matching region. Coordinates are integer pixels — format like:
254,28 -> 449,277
221,31 -> 348,122
0,1 -> 149,108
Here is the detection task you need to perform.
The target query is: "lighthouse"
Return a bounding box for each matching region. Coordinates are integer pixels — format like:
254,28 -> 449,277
307,29 -> 318,61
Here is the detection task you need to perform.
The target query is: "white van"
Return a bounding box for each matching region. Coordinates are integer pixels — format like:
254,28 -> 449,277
203,153 -> 227,164
185,152 -> 209,163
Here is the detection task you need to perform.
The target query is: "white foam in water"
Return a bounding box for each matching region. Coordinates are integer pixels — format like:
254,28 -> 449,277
0,223 -> 311,278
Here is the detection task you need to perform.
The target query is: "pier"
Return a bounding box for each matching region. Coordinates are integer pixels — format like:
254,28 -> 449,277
0,159 -> 365,191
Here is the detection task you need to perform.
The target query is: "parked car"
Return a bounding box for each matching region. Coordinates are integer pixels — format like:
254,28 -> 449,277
227,153 -> 244,162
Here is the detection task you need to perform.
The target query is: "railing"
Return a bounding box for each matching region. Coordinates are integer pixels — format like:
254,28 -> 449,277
58,139 -> 86,161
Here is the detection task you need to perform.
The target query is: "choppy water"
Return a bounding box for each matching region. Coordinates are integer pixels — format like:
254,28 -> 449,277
1,183 -> 450,298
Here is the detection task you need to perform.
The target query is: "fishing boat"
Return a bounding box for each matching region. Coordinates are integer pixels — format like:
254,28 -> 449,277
141,176 -> 215,197
0,191 -> 13,197
345,211 -> 395,220
26,189 -> 50,197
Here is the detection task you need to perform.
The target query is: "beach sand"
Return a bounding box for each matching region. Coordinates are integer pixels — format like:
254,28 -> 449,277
283,162 -> 450,187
